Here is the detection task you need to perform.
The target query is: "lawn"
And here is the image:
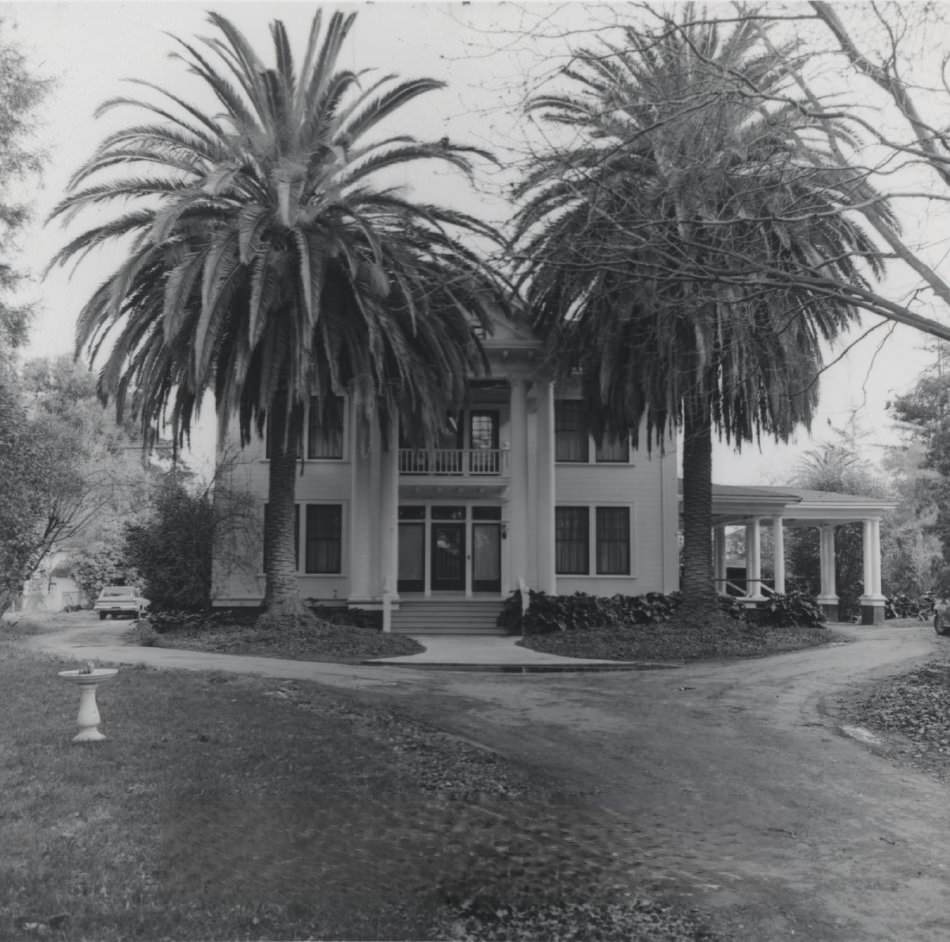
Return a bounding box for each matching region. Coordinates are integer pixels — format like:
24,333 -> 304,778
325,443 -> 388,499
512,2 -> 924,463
128,614 -> 425,662
519,620 -> 841,662
0,642 -> 718,942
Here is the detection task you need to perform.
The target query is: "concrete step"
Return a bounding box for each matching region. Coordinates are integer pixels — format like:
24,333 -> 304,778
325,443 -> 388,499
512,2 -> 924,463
391,600 -> 506,635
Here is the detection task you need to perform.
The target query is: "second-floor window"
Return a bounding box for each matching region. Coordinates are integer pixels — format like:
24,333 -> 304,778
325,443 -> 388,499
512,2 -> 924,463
555,399 -> 630,464
555,401 -> 589,462
308,395 -> 344,459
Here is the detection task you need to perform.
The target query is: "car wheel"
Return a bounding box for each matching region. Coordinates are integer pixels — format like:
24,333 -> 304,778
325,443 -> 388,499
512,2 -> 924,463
98,612 -> 106,620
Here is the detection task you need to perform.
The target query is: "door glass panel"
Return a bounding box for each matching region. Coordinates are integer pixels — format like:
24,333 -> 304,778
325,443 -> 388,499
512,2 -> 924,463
431,523 -> 465,590
398,523 -> 425,592
472,523 -> 501,592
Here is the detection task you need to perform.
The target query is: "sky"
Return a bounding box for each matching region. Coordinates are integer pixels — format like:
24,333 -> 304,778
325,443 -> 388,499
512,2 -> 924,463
4,0 -> 944,484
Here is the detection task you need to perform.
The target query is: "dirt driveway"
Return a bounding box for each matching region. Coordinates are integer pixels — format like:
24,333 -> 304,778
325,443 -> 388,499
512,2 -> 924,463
14,615 -> 950,939
377,624 -> 950,941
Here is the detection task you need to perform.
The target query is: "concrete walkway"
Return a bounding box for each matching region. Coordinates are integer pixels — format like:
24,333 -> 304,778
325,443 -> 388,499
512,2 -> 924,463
17,616 -> 659,678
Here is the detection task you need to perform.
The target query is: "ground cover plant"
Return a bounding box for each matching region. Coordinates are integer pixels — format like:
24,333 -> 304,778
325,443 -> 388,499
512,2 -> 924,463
832,652 -> 950,784
129,607 -> 423,662
0,643 -> 719,941
506,589 -> 836,661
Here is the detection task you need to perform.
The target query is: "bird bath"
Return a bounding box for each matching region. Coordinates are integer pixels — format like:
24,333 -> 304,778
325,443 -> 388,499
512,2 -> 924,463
58,665 -> 118,742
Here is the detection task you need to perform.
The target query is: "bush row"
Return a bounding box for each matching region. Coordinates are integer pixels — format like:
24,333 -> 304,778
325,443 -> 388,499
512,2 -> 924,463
498,588 -> 825,635
144,602 -> 381,634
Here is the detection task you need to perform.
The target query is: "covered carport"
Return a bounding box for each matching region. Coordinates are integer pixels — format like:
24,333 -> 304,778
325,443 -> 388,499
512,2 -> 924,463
706,484 -> 898,624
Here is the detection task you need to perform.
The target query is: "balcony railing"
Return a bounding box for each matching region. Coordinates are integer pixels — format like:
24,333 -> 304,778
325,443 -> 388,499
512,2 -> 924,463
398,447 -> 508,476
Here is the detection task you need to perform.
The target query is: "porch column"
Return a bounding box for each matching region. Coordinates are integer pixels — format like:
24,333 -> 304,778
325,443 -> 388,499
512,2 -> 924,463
713,526 -> 727,595
744,518 -> 763,599
506,378 -> 529,595
378,414 -> 399,630
534,379 -> 557,594
772,516 -> 786,595
817,525 -> 839,621
860,517 -> 886,625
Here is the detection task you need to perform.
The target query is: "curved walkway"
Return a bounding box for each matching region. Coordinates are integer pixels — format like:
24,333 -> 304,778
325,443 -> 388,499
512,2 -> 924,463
16,616 -> 658,683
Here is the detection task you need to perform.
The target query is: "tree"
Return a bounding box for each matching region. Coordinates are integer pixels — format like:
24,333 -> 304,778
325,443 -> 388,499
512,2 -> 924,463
49,11 -> 508,625
889,351 -> 950,568
124,473 -> 215,612
512,10 -> 894,620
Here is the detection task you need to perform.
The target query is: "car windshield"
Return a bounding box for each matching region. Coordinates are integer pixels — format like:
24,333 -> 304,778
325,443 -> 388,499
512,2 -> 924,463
100,588 -> 134,598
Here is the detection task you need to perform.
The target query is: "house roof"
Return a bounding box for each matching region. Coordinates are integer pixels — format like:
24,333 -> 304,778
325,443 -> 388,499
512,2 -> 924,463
679,481 -> 898,526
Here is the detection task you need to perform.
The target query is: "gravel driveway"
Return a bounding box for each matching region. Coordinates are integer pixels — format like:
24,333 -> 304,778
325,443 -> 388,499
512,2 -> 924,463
377,623 -> 950,941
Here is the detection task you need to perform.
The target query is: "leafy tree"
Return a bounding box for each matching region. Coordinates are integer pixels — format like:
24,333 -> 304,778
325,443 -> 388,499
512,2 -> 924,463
512,10 -> 892,621
124,474 -> 215,612
889,352 -> 950,568
49,11 -> 508,625
69,534 -> 139,605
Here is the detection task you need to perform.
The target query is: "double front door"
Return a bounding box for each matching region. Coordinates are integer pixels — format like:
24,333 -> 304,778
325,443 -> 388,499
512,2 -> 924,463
399,505 -> 501,593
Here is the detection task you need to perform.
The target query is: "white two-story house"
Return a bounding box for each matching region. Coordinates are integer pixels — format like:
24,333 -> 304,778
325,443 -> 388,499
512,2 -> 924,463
211,310 -> 680,632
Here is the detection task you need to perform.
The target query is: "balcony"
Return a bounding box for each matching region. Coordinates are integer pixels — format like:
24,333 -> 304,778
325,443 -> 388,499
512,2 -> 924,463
398,447 -> 508,477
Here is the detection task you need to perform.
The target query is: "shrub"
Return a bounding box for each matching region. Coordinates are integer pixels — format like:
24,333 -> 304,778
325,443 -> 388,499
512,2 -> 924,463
124,475 -> 214,612
746,590 -> 826,628
499,588 -> 824,634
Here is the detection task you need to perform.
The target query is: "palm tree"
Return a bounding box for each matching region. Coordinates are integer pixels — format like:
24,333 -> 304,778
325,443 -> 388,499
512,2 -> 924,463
512,10 -> 894,621
49,11 -> 507,623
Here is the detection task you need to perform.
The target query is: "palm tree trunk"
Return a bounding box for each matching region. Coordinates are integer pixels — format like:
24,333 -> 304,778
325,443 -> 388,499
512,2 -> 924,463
680,397 -> 719,621
261,387 -> 304,621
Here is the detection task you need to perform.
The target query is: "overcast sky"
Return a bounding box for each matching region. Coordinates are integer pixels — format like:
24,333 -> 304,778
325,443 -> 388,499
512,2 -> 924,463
4,1 -> 940,483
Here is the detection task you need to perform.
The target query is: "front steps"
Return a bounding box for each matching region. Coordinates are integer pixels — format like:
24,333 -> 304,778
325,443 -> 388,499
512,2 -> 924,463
390,599 -> 506,635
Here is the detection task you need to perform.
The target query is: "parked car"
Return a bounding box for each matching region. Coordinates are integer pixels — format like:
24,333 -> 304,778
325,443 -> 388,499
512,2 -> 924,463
94,586 -> 148,620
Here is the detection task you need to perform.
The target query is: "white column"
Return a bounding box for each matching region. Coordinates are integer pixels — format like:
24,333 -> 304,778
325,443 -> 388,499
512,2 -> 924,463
506,378 -> 528,594
745,518 -> 763,598
860,517 -> 886,623
772,517 -> 785,595
378,414 -> 399,629
713,526 -> 727,594
817,525 -> 838,609
534,379 -> 557,594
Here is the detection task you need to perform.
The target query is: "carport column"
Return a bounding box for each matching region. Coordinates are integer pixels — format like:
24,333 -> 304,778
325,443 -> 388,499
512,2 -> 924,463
772,517 -> 785,595
817,525 -> 839,621
534,379 -> 557,594
744,518 -> 764,599
713,525 -> 728,594
860,517 -> 886,625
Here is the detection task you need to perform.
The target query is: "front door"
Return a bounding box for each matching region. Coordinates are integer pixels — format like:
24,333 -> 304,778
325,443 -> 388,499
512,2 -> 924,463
431,522 -> 465,590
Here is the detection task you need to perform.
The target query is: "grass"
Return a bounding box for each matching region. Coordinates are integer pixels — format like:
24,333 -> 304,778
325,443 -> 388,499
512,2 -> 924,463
519,619 -> 841,661
0,642 -> 719,942
128,614 -> 424,662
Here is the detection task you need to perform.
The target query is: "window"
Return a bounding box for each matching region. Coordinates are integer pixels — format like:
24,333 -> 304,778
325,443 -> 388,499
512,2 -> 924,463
262,504 -> 300,571
305,504 -> 343,573
596,507 -> 630,574
595,435 -> 630,463
308,396 -> 344,459
555,507 -> 589,574
555,400 -> 589,462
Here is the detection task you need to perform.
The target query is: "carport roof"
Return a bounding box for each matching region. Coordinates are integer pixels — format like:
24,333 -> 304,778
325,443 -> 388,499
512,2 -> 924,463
678,482 -> 898,526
